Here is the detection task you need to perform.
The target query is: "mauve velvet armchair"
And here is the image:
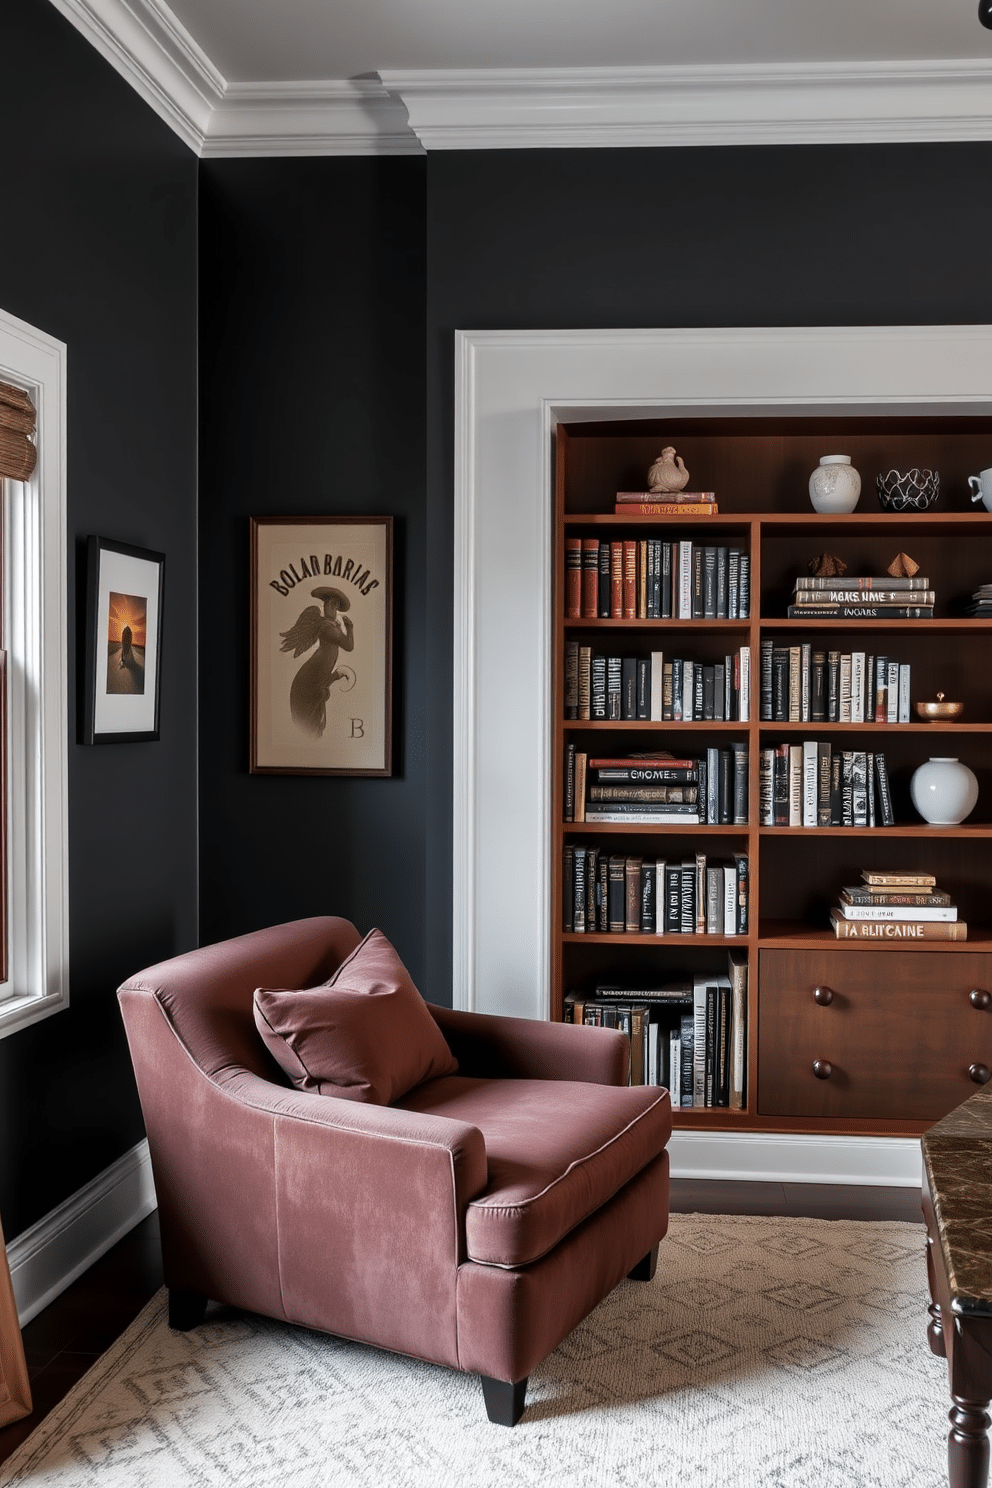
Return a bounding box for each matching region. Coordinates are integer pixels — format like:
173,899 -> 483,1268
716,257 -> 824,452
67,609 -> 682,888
118,916 -> 672,1425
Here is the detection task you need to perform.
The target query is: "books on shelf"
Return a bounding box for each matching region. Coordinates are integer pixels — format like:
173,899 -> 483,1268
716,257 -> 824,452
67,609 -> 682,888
562,950 -> 747,1107
964,584 -> 992,617
566,750 -> 748,826
562,846 -> 749,936
830,914 -> 967,941
787,572 -> 934,620
616,491 -> 717,504
564,538 -> 749,620
829,870 -> 966,940
758,743 -> 894,827
566,641 -> 751,722
759,641 -> 910,723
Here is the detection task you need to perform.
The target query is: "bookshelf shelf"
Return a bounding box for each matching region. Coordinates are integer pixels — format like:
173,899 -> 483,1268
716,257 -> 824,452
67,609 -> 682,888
553,411 -> 992,1135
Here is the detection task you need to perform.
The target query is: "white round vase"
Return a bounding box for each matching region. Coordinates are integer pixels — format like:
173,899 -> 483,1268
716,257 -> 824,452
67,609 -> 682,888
910,757 -> 978,825
808,454 -> 861,513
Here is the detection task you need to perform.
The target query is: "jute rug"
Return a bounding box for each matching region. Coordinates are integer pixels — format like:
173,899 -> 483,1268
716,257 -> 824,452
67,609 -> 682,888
0,1215 -> 947,1488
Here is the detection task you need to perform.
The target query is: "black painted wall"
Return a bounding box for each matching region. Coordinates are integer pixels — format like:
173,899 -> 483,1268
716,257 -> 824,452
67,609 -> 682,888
197,160 -> 429,980
423,144 -> 992,1003
0,0 -> 198,1237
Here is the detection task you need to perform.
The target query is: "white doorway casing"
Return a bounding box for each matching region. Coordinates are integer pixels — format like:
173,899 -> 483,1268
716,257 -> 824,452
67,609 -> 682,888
452,323 -> 992,1187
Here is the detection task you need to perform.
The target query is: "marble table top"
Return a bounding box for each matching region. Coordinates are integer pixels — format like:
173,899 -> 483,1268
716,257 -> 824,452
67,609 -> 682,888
923,1085 -> 992,1317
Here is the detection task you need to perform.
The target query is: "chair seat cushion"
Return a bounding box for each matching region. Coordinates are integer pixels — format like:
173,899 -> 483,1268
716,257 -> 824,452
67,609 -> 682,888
395,1075 -> 671,1267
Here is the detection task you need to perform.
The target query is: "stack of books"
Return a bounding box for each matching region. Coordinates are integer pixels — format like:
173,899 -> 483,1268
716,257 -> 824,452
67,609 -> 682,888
964,583 -> 992,617
786,574 -> 934,620
615,490 -> 718,516
565,749 -> 748,826
829,870 -> 966,941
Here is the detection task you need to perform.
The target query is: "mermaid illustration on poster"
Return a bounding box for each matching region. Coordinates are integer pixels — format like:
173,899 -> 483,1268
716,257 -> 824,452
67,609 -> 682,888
278,585 -> 356,738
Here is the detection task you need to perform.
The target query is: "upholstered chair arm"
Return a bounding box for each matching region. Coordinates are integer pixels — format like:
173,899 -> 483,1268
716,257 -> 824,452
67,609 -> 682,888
427,1004 -> 629,1086
119,991 -> 489,1370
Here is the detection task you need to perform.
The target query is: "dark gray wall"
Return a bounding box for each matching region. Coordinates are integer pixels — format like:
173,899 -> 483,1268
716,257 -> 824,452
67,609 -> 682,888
423,144 -> 992,1001
197,160 -> 429,981
0,0 -> 198,1236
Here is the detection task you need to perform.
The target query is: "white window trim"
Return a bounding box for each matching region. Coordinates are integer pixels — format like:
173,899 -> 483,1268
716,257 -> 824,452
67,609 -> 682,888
0,306 -> 69,1034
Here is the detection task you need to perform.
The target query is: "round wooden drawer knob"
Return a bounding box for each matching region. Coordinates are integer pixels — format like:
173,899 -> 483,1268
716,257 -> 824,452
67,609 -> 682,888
813,986 -> 834,1006
969,1063 -> 992,1085
970,989 -> 992,1011
812,1060 -> 833,1080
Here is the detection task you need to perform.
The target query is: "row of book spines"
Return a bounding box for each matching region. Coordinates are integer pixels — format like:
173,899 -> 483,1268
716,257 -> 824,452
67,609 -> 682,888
759,642 -> 910,724
565,1003 -> 729,1102
758,744 -> 894,828
564,538 -> 750,621
565,748 -> 749,825
563,964 -> 746,1108
563,849 -> 749,935
566,644 -> 751,722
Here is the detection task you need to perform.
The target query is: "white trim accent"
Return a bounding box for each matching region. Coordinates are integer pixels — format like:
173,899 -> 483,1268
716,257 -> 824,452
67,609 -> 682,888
384,60 -> 992,150
36,0 -> 992,157
201,80 -> 422,158
6,1141 -> 156,1326
0,306 -> 70,1038
452,323 -> 992,1180
669,1131 -> 922,1189
45,0 -> 224,154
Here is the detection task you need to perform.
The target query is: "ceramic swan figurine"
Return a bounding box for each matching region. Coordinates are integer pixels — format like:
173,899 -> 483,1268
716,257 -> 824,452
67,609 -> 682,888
647,446 -> 690,493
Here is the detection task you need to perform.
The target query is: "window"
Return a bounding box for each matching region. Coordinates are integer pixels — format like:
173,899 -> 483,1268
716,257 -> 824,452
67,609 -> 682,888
0,306 -> 69,1034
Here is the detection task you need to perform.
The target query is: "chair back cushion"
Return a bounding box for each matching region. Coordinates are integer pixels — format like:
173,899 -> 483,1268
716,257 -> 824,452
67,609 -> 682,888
254,928 -> 458,1104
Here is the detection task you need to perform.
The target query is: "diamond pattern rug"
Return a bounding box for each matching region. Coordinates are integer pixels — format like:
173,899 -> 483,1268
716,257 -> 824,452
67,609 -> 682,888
0,1215 -> 947,1487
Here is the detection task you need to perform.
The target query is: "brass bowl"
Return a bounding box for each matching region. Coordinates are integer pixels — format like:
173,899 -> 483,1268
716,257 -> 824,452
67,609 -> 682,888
915,693 -> 964,723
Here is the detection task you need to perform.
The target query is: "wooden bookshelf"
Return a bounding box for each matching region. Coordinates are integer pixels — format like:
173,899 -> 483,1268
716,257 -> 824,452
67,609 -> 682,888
552,414 -> 992,1137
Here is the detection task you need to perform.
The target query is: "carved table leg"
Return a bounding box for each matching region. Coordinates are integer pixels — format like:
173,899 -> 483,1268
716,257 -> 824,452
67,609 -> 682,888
949,1397 -> 991,1488
926,1228 -> 946,1358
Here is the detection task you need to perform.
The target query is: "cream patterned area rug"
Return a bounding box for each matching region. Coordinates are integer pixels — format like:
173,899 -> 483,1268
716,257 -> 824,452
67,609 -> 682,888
0,1215 -> 947,1488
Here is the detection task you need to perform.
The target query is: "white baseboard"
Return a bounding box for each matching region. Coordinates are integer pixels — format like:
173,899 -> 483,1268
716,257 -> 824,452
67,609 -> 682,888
6,1139 -> 157,1326
669,1130 -> 922,1189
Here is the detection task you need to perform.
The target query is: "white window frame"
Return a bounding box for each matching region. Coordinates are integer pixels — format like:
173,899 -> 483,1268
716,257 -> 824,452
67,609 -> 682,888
0,305 -> 69,1034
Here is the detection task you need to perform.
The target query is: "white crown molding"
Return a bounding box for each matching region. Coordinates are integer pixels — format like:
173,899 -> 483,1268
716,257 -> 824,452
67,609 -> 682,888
46,0 -> 224,153
382,60 -> 992,150
201,80 -> 423,158
45,0 -> 992,155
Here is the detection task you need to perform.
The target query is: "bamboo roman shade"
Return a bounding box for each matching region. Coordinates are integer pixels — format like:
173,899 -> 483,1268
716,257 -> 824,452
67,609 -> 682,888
0,380 -> 37,481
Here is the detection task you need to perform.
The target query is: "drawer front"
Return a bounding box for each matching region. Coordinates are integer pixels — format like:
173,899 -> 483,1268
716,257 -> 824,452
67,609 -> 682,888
758,950 -> 992,1121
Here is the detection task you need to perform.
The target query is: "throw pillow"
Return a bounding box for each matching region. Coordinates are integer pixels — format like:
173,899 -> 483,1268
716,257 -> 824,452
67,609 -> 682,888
253,928 -> 457,1104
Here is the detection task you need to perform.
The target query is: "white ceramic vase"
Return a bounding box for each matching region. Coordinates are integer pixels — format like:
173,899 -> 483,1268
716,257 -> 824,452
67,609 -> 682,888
910,757 -> 978,825
808,455 -> 861,513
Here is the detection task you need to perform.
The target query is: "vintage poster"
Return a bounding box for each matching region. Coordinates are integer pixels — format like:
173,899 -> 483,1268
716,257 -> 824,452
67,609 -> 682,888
250,516 -> 392,775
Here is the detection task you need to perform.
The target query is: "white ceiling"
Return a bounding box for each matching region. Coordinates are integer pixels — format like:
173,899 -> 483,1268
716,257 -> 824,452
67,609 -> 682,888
163,0 -> 991,81
49,0 -> 992,156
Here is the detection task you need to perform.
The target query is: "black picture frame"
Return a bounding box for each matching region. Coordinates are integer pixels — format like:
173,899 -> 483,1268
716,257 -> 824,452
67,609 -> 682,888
82,536 -> 165,744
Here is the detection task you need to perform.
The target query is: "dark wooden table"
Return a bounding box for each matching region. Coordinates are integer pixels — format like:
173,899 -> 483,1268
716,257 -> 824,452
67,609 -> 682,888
923,1086 -> 992,1488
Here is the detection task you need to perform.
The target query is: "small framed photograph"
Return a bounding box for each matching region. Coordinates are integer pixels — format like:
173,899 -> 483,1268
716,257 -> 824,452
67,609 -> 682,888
250,516 -> 393,776
82,537 -> 165,744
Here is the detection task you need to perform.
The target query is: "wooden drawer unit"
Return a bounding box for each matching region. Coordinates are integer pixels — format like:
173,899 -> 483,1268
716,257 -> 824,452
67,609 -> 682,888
757,949 -> 992,1122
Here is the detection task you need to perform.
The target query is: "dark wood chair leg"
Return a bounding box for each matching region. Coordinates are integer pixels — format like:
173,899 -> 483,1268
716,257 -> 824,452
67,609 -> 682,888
949,1397 -> 991,1488
627,1244 -> 659,1281
168,1287 -> 208,1331
480,1374 -> 528,1426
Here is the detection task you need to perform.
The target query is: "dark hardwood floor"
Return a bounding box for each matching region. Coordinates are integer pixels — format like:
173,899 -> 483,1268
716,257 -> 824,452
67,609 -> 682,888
0,1180 -> 923,1466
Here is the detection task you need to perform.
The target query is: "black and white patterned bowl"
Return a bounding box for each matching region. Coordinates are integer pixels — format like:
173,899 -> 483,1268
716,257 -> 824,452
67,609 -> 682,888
876,468 -> 940,512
